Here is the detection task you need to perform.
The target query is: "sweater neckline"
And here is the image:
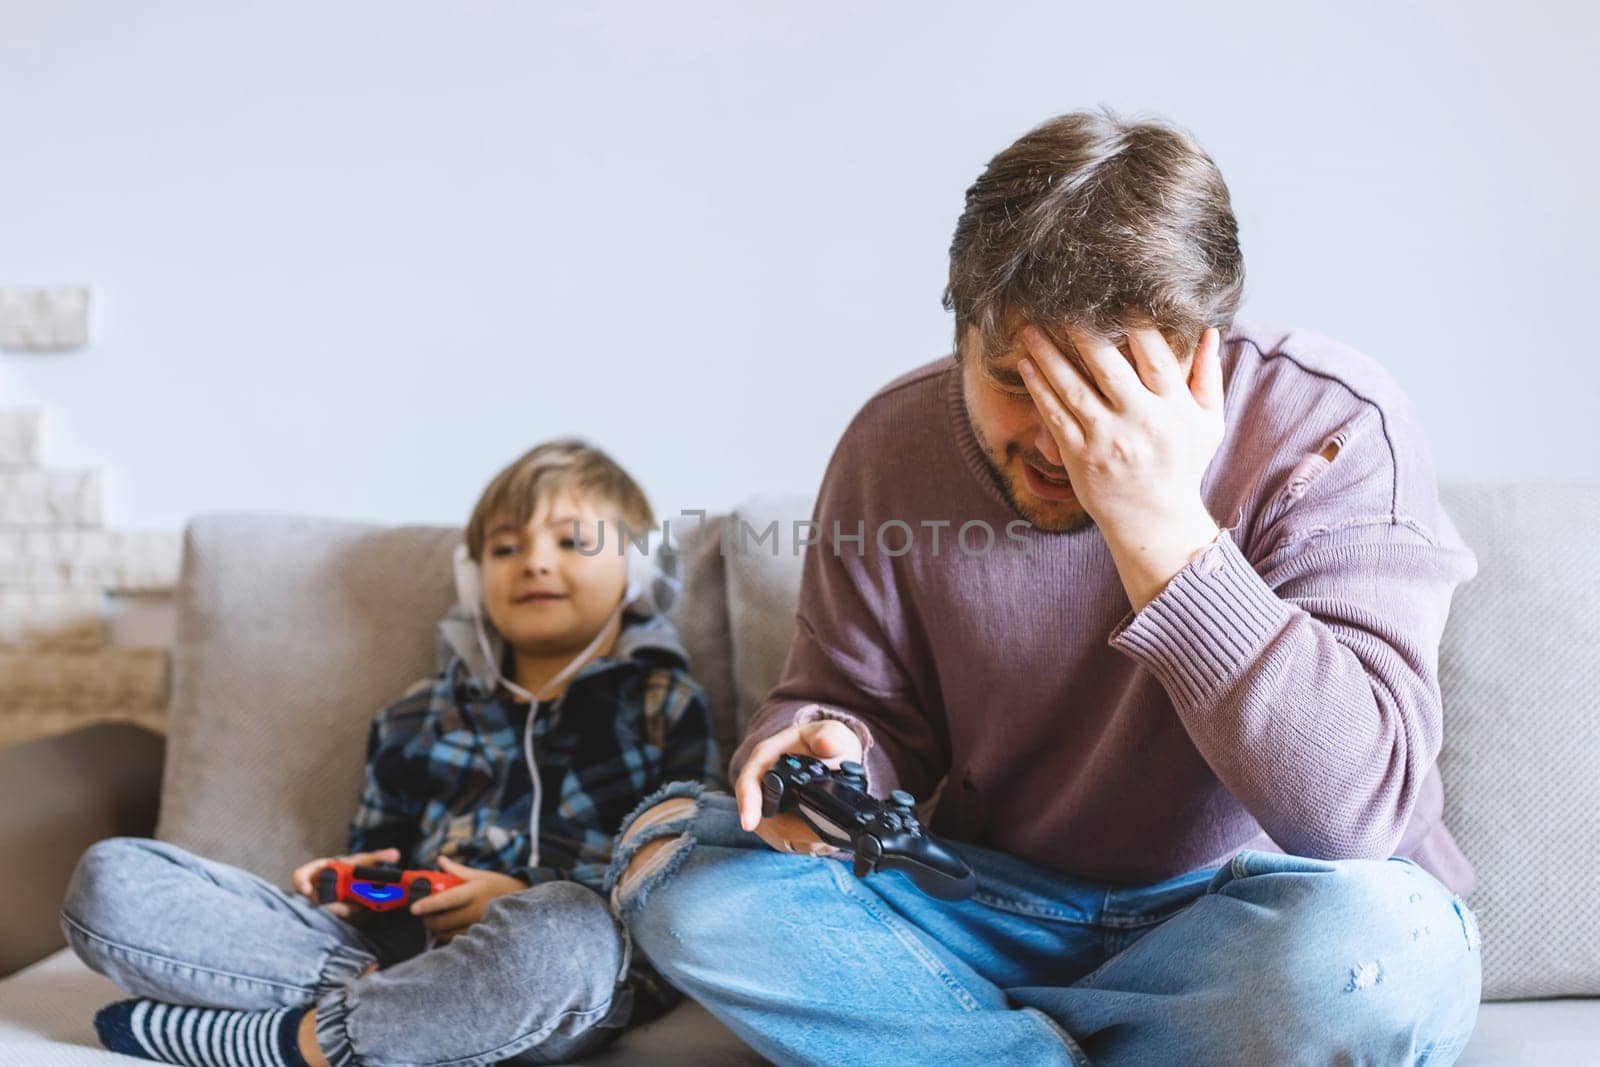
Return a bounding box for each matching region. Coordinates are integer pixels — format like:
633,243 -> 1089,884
944,358 -> 1021,517
942,355 -> 1135,544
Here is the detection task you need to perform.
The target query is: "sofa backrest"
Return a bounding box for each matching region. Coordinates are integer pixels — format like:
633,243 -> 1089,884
1434,482 -> 1600,999
154,511 -> 737,881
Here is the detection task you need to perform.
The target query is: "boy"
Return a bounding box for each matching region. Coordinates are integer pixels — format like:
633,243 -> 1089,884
61,438 -> 726,1067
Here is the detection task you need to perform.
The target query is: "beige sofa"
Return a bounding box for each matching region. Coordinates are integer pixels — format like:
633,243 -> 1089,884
2,483 -> 1597,1064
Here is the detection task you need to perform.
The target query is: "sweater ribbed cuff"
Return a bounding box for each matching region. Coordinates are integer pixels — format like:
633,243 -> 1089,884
1107,529 -> 1293,707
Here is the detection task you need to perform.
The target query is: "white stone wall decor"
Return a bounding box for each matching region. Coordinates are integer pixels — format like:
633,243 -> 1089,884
0,410 -> 41,463
0,287 -> 91,351
0,407 -> 176,747
0,468 -> 102,525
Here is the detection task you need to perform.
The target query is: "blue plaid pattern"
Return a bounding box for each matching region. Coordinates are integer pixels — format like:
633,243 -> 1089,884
347,639 -> 725,894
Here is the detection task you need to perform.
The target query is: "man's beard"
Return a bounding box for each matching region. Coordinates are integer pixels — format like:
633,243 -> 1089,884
963,401 -> 1095,535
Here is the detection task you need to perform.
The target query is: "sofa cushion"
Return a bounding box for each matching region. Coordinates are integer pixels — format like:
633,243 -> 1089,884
723,494 -> 814,737
666,514 -> 741,763
155,512 -> 737,884
1436,482 -> 1600,999
1455,997 -> 1600,1065
0,948 -> 153,1063
155,514 -> 462,879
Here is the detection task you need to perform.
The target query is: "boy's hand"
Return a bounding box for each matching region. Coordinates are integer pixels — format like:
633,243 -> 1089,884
291,848 -> 401,922
734,718 -> 862,858
410,856 -> 529,943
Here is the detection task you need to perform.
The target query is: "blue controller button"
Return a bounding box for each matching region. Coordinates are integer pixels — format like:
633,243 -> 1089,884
353,882 -> 405,903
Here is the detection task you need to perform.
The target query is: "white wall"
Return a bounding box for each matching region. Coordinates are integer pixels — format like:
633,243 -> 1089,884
3,0 -> 1595,533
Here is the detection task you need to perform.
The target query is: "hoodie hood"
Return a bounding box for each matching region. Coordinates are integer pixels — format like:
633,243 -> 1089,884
435,602 -> 690,698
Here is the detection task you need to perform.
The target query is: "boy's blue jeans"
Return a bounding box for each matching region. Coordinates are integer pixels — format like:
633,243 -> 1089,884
604,783 -> 1483,1067
60,838 -> 634,1066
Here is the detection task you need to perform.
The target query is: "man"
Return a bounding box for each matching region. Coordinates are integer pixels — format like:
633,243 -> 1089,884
603,109 -> 1484,1065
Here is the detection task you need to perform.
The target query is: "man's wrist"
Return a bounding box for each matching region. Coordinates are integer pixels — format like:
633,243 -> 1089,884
1103,502 -> 1221,614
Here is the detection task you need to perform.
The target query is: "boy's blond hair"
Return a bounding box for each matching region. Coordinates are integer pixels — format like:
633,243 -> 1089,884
465,438 -> 654,563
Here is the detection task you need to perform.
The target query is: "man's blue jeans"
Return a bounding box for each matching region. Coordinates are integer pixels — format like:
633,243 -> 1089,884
604,783 -> 1482,1066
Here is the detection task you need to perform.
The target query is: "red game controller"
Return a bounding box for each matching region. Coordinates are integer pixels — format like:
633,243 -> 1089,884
313,861 -> 465,913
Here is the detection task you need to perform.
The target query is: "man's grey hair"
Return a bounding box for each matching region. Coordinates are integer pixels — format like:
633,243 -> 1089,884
943,107 -> 1246,364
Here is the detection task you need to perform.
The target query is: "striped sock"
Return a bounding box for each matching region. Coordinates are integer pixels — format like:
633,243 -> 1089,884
93,998 -> 326,1067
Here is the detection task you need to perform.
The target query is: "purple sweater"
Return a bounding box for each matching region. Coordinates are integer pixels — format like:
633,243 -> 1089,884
732,319 -> 1479,897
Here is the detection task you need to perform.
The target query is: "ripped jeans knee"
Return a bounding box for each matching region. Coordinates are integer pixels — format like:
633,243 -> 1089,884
604,780 -> 713,922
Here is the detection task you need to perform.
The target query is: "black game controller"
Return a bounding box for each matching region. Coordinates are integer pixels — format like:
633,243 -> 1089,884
761,753 -> 977,901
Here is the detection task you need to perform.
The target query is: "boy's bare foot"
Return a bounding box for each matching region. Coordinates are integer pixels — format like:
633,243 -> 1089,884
298,1008 -> 332,1067
295,965 -> 373,1066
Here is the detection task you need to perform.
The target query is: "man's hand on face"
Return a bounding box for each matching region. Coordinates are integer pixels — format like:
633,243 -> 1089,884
1017,319 -> 1226,612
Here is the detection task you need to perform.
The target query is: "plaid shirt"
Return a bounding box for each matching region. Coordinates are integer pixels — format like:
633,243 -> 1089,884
346,613 -> 725,893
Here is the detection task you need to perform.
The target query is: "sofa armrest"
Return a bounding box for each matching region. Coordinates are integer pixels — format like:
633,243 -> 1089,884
0,722 -> 164,977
